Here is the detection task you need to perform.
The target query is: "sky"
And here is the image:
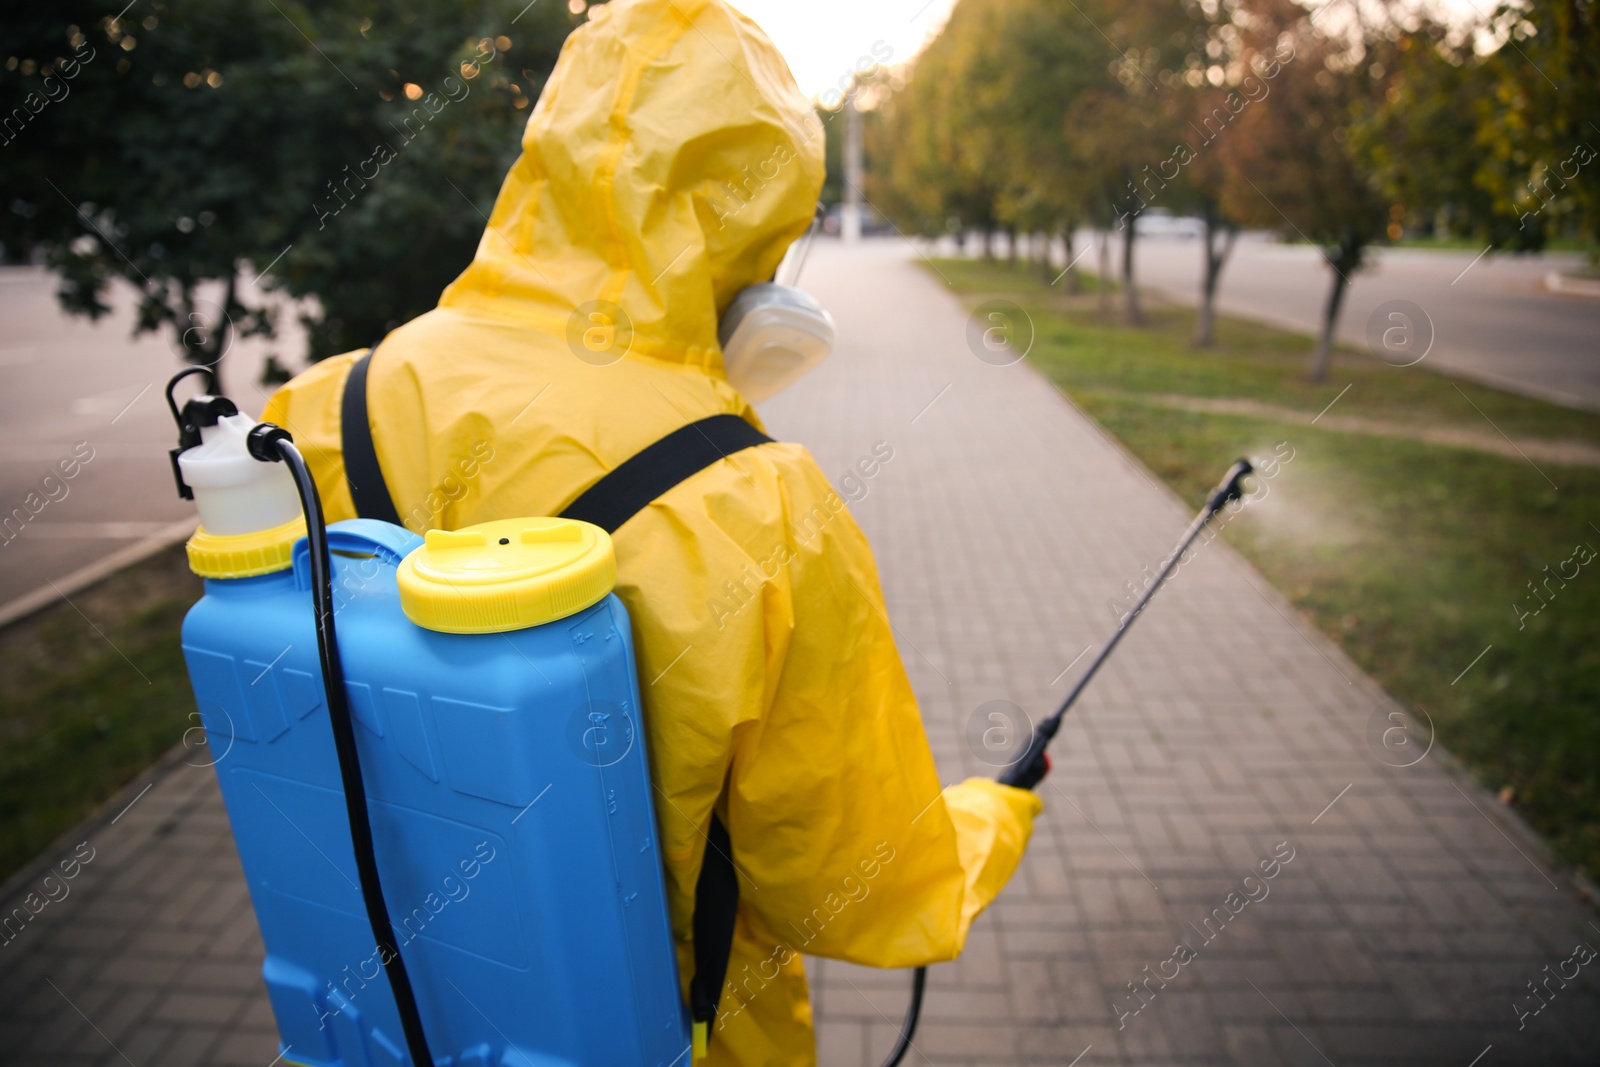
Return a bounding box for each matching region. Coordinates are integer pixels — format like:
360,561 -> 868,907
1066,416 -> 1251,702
725,0 -> 959,99
723,0 -> 1489,98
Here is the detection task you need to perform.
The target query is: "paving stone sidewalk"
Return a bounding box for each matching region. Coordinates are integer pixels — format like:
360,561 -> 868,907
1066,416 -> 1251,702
2,240 -> 1597,1066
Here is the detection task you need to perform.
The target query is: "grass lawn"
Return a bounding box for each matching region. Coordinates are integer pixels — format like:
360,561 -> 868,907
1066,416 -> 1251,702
0,545 -> 202,882
933,256 -> 1600,878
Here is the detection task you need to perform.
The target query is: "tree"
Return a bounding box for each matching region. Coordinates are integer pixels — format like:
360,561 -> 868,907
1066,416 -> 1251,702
1479,0 -> 1600,251
1156,78 -> 1252,349
1187,150 -> 1239,348
981,0 -> 1110,286
1069,84 -> 1171,324
1219,0 -> 1389,380
873,0 -> 1006,253
0,0 -> 577,389
1117,5 -> 1248,346
877,0 -> 1228,317
1060,0 -> 1205,326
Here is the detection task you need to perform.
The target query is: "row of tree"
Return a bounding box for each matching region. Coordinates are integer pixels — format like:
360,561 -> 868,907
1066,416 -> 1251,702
2,1 -> 1594,383
860,0 -> 1598,379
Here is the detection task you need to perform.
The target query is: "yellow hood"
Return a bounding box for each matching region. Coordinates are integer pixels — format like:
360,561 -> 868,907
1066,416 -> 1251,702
439,0 -> 826,371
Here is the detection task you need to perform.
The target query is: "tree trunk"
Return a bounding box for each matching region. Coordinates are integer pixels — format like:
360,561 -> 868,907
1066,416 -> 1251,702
1194,287 -> 1216,349
982,228 -> 994,262
1059,226 -> 1080,293
1120,218 -> 1142,326
1097,229 -> 1112,317
1311,238 -> 1364,380
208,271 -> 238,396
1192,212 -> 1236,348
1040,231 -> 1056,284
1311,265 -> 1349,382
1006,227 -> 1018,268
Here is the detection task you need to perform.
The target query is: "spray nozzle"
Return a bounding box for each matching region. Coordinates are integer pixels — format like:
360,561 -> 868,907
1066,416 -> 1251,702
1205,458 -> 1255,515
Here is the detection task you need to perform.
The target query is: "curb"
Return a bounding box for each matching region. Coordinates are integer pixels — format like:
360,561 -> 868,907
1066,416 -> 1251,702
0,740 -> 194,911
0,517 -> 197,631
1546,270 -> 1600,299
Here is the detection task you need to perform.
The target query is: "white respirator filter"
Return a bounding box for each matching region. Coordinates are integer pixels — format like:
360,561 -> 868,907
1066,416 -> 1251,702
717,283 -> 835,403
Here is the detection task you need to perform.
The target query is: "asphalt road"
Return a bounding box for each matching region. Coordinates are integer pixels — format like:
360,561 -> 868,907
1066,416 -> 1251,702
1112,234 -> 1600,410
0,268 -> 298,608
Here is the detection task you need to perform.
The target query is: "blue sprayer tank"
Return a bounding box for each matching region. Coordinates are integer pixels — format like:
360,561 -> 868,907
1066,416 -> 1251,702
177,419 -> 690,1067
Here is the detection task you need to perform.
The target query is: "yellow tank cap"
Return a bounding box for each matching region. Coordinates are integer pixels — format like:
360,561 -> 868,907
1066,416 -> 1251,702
396,517 -> 616,634
186,516 -> 308,579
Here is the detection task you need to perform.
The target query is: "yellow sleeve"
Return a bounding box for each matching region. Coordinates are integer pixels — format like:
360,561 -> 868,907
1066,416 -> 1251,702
943,777 -> 1042,941
706,447 -> 1041,969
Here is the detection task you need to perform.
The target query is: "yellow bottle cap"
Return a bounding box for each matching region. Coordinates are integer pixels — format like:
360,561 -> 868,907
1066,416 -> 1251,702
692,1020 -> 708,1060
186,516 -> 308,579
396,517 -> 616,634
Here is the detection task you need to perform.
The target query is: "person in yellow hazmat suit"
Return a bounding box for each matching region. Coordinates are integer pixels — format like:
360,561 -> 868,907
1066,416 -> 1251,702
263,0 -> 1042,1062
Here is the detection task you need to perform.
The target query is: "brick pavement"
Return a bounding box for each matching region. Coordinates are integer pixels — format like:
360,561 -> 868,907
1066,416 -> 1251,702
2,239 -> 1597,1066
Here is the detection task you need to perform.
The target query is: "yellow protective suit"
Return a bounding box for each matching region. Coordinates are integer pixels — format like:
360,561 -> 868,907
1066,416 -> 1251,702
263,1 -> 1041,1062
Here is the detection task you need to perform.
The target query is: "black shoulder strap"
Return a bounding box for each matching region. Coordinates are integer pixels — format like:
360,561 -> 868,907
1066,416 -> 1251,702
339,349 -> 763,1042
340,347 -> 403,526
558,417 -> 768,1044
559,414 -> 771,533
689,814 -> 740,1036
342,346 -> 773,536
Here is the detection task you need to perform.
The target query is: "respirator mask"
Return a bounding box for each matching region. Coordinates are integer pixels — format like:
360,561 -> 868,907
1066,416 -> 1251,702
716,210 -> 834,403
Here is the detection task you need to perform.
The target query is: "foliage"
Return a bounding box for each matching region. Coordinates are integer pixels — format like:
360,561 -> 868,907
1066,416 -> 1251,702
1478,0 -> 1600,252
871,0 -> 1595,368
0,0 -> 579,381
1349,0 -> 1597,254
1351,24 -> 1507,245
869,0 -> 1006,245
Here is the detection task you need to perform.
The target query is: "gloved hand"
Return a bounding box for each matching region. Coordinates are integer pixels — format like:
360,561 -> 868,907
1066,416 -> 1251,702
1000,733 -> 1052,790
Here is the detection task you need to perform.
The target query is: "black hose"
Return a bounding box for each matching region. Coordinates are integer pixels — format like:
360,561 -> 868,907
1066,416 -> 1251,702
877,966 -> 926,1067
272,437 -> 436,1067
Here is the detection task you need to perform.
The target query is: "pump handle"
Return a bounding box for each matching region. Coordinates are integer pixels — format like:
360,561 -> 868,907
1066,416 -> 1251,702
165,367 -> 236,501
165,366 -> 217,428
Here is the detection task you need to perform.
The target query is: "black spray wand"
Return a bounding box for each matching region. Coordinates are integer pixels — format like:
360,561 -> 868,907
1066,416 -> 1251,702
1002,457 -> 1255,788
880,458 -> 1254,1067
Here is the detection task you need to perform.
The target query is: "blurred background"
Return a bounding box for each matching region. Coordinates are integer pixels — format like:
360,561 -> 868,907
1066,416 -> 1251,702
1,0 -> 1597,1064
